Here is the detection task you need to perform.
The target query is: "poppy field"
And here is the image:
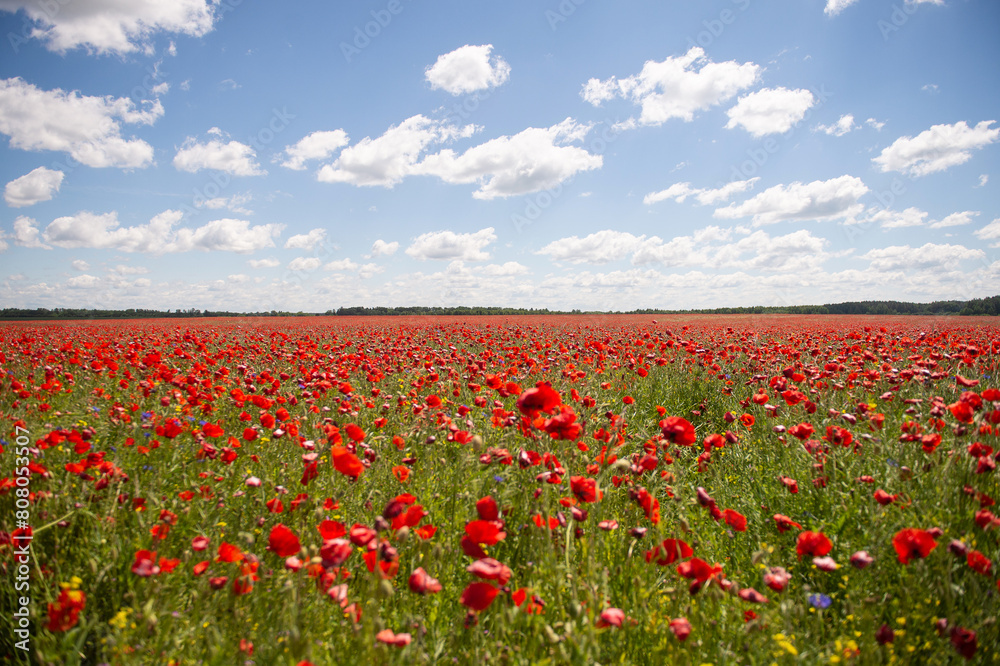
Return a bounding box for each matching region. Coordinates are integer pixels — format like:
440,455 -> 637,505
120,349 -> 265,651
1,314 -> 999,665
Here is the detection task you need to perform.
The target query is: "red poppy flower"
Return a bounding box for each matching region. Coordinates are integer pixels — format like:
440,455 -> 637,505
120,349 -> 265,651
466,558 -> 512,585
645,538 -> 693,566
345,423 -> 366,442
408,567 -> 442,595
465,520 -> 506,545
660,416 -> 696,446
874,489 -> 898,505
892,528 -> 937,564
722,509 -> 747,532
738,587 -> 769,604
320,539 -> 352,568
796,531 -> 832,559
950,626 -> 977,660
216,542 -> 243,563
595,607 -> 625,628
788,423 -> 814,440
375,629 -> 412,647
459,581 -> 499,611
516,383 -> 562,417
46,588 -> 85,632
570,476 -> 600,503
542,405 -> 582,440
677,557 -> 722,583
669,617 -> 692,641
966,549 -> 991,576
193,560 -> 210,576
476,496 -> 499,521
764,566 -> 790,591
192,535 -> 210,551
331,446 -> 364,480
131,549 -> 160,577
318,519 -> 346,540
267,523 -> 301,558
773,514 -> 802,533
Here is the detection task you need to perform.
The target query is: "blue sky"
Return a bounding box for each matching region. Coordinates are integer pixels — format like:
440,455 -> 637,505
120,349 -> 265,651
0,0 -> 998,312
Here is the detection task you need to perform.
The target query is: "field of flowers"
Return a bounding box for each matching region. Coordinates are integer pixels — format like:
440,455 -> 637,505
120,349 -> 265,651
1,314 -> 998,665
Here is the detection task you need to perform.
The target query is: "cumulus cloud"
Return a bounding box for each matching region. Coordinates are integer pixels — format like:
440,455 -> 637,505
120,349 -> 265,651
11,215 -> 49,248
824,0 -> 860,16
928,210 -> 978,229
0,0 -> 218,54
851,207 -> 929,229
644,178 -> 758,206
725,87 -> 815,137
581,47 -> 759,126
280,130 -> 349,170
36,209 -> 282,254
417,118 -> 602,199
537,230 -> 644,264
288,256 -> 322,272
284,228 -> 327,249
405,227 -> 496,261
862,243 -> 984,271
815,114 -> 857,137
0,77 -> 159,168
4,167 -> 63,207
370,239 -> 399,257
425,44 -> 511,95
714,175 -> 869,226
873,120 -> 999,177
248,257 -> 280,269
973,218 -> 1000,247
173,132 -> 265,176
317,115 -> 477,187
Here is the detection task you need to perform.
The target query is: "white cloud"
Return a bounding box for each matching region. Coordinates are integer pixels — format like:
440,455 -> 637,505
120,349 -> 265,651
725,87 -> 815,137
66,274 -> 100,288
324,258 -> 358,272
11,215 -> 48,248
39,209 -> 282,254
862,243 -> 984,271
815,114 -> 857,137
417,118 -> 602,199
825,0 -> 860,16
370,239 -> 399,257
866,118 -> 886,131
405,227 -> 496,261
288,257 -> 322,272
977,174 -> 989,187
173,136 -> 265,176
857,206 -> 929,229
4,166 -> 64,207
714,175 -> 868,226
284,228 -> 327,249
644,178 -> 758,206
0,78 -> 159,168
537,230 -> 644,264
109,264 -> 149,276
973,219 -> 1000,247
581,47 -> 759,126
280,130 -> 350,170
873,120 -> 1000,177
196,192 -> 253,215
425,44 -> 511,95
929,210 -> 978,229
317,115 -> 476,187
0,0 -> 218,54
248,258 -> 280,269
71,259 -> 90,271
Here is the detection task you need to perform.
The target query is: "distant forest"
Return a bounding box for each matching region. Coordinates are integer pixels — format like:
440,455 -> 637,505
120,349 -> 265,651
1,295 -> 999,320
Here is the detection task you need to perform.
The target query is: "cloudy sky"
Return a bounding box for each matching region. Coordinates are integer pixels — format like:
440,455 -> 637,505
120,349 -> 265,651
0,0 -> 998,312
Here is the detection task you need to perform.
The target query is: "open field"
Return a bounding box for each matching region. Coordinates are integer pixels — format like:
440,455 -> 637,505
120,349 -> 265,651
2,315 -> 999,665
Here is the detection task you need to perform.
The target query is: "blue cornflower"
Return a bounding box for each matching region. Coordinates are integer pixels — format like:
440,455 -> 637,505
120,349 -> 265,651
808,593 -> 832,609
